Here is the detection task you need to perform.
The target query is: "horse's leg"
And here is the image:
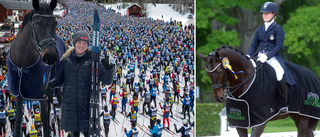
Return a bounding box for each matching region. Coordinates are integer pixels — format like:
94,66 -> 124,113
236,128 -> 248,137
251,123 -> 267,137
290,114 -> 314,137
55,88 -> 62,106
40,100 -> 49,137
13,96 -> 23,137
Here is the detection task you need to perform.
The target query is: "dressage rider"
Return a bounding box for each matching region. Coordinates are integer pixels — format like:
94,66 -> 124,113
247,2 -> 296,111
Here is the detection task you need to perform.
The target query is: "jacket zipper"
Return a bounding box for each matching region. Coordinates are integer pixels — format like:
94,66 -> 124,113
76,63 -> 80,130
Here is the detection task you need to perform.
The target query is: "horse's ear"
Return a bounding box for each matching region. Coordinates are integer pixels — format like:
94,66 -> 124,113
197,52 -> 207,62
32,0 -> 40,11
50,0 -> 57,11
214,51 -> 220,62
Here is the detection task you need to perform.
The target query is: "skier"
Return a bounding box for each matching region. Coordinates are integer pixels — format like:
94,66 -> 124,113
6,107 -> 15,132
110,95 -> 119,119
101,85 -> 107,105
32,101 -> 40,115
149,104 -> 157,129
125,72 -> 132,91
100,105 -> 111,137
50,110 -> 56,137
113,72 -> 118,86
167,91 -> 174,117
134,83 -> 139,98
149,119 -> 163,137
124,127 -> 139,137
108,83 -> 117,101
129,96 -> 139,113
183,71 -> 190,87
22,107 -> 29,136
117,66 -> 122,83
159,101 -> 171,129
147,76 -> 155,90
119,88 -> 128,114
126,107 -> 137,128
0,107 -> 6,137
26,124 -> 39,137
138,79 -> 144,97
174,119 -> 191,137
32,108 -> 42,131
142,89 -> 151,114
150,85 -> 157,108
130,69 -> 135,92
55,106 -> 63,137
189,86 -> 195,114
181,92 -> 191,120
154,75 -> 160,93
174,82 -> 181,103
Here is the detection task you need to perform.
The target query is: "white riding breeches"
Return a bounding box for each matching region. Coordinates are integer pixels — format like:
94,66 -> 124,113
258,53 -> 284,81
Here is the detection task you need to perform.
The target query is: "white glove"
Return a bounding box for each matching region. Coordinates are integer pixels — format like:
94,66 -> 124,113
257,54 -> 268,63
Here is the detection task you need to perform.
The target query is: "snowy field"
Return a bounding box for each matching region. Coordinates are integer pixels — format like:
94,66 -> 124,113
103,3 -> 194,26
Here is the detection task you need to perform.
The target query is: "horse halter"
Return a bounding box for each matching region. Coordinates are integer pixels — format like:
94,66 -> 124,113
31,13 -> 57,54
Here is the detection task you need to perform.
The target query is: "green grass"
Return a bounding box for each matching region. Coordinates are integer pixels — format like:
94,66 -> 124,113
196,103 -> 224,136
263,117 -> 297,133
196,103 -> 320,136
248,117 -> 297,133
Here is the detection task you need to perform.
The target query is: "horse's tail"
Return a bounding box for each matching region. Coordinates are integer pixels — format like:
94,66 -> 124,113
61,46 -> 74,60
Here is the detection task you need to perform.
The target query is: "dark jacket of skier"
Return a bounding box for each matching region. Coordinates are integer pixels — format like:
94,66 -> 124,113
47,31 -> 114,133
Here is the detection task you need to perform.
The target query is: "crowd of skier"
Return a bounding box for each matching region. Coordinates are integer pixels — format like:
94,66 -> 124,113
0,0 -> 194,136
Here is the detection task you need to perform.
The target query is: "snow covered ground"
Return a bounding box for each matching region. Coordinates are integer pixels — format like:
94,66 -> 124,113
103,3 -> 194,26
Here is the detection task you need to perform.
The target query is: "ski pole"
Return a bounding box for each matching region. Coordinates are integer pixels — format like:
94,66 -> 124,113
113,118 -> 118,136
121,111 -> 126,133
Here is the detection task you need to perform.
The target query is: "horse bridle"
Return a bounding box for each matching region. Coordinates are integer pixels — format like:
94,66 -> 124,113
206,53 -> 262,97
31,13 -> 57,54
206,52 -> 228,90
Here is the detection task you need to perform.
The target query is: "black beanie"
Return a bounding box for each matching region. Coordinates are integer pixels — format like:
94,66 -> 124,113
73,30 -> 90,46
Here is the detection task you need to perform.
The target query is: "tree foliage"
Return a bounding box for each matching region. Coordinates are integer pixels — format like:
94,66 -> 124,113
283,4 -> 320,74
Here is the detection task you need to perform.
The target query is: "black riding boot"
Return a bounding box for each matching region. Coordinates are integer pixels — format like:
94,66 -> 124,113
280,78 -> 288,103
279,78 -> 288,113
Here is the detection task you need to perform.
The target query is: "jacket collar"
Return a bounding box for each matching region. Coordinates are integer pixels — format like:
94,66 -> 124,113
264,21 -> 277,33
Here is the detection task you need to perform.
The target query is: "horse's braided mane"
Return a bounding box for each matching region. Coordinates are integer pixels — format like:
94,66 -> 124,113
215,45 -> 250,60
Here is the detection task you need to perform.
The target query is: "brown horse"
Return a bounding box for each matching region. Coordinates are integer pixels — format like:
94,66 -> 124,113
198,46 -> 319,137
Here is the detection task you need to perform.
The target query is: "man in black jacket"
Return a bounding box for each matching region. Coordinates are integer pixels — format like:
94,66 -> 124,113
46,30 -> 114,137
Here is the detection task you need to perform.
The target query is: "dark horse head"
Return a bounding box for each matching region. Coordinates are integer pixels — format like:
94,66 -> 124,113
197,46 -> 255,103
10,0 -> 57,67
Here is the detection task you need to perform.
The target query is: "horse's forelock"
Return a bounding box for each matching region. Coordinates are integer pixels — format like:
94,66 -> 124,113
21,11 -> 33,30
35,3 -> 54,15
